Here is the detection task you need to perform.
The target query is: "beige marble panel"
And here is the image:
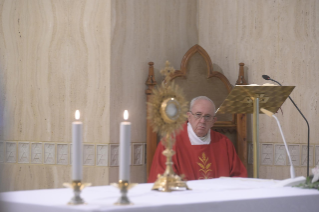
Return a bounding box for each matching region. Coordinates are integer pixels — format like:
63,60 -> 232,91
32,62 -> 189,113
83,166 -> 109,186
276,0 -> 319,145
236,0 -> 280,146
67,0 -> 111,144
0,0 -> 111,191
198,0 -> 319,179
0,164 -> 71,191
4,0 -> 317,190
108,0 -> 197,184
1,0 -> 29,141
109,166 -> 119,184
80,0 -> 111,144
259,166 -> 308,180
0,0 -> 111,143
109,165 -> 147,184
131,165 -> 146,183
198,0 -> 238,83
109,0 -> 198,146
0,0 -> 197,191
0,163 -> 110,191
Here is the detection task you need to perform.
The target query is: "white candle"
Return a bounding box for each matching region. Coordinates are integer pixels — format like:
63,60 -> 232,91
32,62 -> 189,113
72,110 -> 83,181
119,110 -> 131,181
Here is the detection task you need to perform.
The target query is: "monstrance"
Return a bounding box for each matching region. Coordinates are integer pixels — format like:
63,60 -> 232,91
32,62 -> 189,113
148,61 -> 190,192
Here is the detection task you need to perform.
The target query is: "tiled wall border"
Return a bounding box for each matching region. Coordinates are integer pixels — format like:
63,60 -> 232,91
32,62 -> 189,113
31,143 -> 43,164
18,142 -> 29,164
260,143 -> 273,165
109,144 -> 119,167
0,141 -> 145,167
6,142 -> 16,163
301,145 -> 313,166
57,144 -> 68,165
96,144 -> 108,166
44,143 -> 55,164
2,140 -> 317,169
251,143 -> 319,168
132,143 -> 145,166
287,144 -> 300,166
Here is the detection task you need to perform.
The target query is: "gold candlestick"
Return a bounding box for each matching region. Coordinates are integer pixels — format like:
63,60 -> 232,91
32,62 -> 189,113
63,181 -> 91,205
111,180 -> 137,205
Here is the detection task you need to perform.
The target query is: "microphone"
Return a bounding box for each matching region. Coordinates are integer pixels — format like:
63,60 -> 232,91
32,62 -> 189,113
261,108 -> 295,178
262,75 -> 310,176
262,75 -> 270,80
262,74 -> 282,85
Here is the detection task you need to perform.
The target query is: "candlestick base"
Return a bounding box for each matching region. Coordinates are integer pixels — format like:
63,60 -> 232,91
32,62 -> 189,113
111,180 -> 137,205
152,173 -> 191,192
63,180 -> 91,205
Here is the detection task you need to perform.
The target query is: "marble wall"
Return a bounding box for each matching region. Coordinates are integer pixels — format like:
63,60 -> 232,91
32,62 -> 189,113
0,0 -> 112,191
0,0 -> 198,191
198,0 -> 319,179
108,0 -> 198,183
1,0 -> 318,191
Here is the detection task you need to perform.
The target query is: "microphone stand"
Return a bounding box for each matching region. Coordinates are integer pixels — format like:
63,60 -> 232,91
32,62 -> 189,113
272,114 -> 295,178
261,108 -> 296,178
262,75 -> 310,176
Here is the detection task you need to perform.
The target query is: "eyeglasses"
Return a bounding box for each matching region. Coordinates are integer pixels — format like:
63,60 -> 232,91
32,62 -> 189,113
189,111 -> 215,122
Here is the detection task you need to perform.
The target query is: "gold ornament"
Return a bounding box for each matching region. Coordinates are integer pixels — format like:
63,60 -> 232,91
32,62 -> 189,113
147,61 -> 190,192
147,82 -> 188,137
160,61 -> 176,83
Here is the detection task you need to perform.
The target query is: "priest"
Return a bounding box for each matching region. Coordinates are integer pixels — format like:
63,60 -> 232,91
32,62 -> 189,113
148,96 -> 247,183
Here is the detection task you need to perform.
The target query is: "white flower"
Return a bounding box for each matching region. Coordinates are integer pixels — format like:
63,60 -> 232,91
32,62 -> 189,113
311,165 -> 319,183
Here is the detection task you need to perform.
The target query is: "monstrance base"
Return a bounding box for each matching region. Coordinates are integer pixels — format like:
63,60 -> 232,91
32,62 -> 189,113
152,173 -> 191,192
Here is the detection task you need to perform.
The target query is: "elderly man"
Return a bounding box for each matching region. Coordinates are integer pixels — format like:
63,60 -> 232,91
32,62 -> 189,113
148,96 -> 247,183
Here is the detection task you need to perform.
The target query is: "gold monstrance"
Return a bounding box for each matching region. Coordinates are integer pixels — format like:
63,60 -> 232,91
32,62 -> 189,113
148,61 -> 190,192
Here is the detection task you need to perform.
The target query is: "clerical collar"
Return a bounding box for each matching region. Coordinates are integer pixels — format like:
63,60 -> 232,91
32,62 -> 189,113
187,122 -> 211,145
199,134 -> 208,140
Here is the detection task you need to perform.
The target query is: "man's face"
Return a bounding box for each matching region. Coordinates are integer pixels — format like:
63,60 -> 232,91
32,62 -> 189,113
187,99 -> 217,137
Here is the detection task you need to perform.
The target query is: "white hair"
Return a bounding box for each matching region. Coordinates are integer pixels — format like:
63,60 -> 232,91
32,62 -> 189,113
189,96 -> 216,115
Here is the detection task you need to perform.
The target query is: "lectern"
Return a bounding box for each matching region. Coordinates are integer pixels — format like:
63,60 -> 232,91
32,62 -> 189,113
216,85 -> 295,178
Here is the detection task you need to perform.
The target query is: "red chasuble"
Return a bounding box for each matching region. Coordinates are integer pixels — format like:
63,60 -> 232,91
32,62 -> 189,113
148,122 -> 247,183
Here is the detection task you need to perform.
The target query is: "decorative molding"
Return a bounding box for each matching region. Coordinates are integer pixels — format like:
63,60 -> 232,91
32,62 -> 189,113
110,144 -> 119,166
6,142 -> 16,163
83,144 -> 95,166
0,142 -> 5,162
31,143 -> 42,164
287,145 -> 300,166
274,144 -> 286,165
57,144 -> 68,165
301,145 -> 313,166
44,143 -> 55,164
261,144 -> 273,165
97,145 -> 108,166
132,143 -> 144,165
3,140 -> 317,170
18,142 -> 29,163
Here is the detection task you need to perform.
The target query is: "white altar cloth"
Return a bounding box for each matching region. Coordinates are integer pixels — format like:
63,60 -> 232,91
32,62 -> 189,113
1,177 -> 319,212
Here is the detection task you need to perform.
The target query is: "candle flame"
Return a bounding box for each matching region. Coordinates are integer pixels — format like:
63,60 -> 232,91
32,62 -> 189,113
75,110 -> 80,120
123,110 -> 129,120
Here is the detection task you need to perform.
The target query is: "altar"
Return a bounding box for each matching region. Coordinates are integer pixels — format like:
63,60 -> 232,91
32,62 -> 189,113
1,177 -> 319,212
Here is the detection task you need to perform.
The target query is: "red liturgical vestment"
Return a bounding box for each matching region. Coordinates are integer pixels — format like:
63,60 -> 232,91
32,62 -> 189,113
148,122 -> 247,183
